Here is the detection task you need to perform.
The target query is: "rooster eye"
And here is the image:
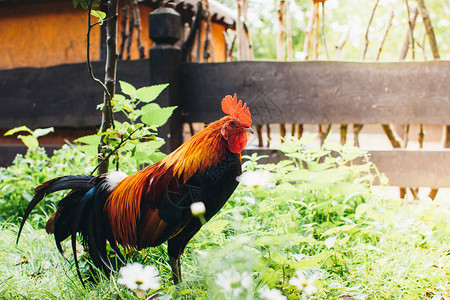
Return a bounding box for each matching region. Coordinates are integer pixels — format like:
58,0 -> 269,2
229,121 -> 237,127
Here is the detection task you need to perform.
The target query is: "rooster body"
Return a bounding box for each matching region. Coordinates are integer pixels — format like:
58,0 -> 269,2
17,94 -> 252,284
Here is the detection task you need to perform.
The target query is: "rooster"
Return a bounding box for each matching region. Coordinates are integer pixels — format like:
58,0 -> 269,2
17,94 -> 252,284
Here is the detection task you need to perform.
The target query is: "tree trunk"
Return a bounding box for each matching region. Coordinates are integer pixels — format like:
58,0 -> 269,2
236,0 -> 253,60
416,0 -> 440,59
277,0 -> 286,139
98,0 -> 119,175
398,6 -> 418,60
417,0 -> 442,199
286,0 -> 293,61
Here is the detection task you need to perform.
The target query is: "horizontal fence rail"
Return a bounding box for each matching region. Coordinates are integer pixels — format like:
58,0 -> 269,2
180,61 -> 450,124
0,60 -> 151,128
2,60 -> 449,127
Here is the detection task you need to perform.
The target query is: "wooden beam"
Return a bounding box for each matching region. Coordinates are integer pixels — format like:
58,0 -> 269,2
242,148 -> 450,188
180,61 -> 450,124
2,60 -> 449,128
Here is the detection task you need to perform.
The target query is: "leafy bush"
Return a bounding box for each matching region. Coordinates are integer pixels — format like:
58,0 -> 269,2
0,146 -> 92,223
78,81 -> 174,173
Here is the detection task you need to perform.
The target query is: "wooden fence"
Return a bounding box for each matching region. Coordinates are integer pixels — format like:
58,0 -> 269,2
1,6 -> 449,188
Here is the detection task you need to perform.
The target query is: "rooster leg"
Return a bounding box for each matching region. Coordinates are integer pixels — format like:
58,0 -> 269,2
169,256 -> 182,284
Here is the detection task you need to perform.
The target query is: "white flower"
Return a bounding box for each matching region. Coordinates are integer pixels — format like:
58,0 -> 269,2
236,170 -> 274,188
324,236 -> 337,249
117,262 -> 160,291
215,267 -> 253,297
290,270 -> 318,296
243,196 -> 256,205
190,201 -> 206,216
259,285 -> 287,300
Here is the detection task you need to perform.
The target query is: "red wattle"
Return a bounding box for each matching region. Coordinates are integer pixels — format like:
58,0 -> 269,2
228,133 -> 247,153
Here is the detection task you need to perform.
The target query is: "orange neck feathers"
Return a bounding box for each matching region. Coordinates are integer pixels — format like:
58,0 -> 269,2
161,117 -> 231,182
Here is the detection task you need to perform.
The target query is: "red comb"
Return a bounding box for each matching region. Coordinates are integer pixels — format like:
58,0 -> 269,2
221,94 -> 252,127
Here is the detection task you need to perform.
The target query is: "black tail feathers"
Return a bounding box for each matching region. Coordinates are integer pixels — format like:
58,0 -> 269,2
16,175 -> 126,286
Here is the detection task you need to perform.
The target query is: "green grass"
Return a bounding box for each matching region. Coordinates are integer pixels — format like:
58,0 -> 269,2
2,192 -> 449,299
1,139 -> 449,299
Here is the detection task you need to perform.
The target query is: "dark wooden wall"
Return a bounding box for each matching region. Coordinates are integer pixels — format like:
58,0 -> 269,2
0,60 -> 151,129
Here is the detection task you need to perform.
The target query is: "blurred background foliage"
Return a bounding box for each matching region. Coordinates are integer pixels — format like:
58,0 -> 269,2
219,0 -> 449,61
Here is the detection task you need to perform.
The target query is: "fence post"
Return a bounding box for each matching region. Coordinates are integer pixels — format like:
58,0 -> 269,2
149,3 -> 182,153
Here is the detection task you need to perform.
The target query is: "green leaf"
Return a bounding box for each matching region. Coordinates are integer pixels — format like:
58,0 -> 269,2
90,10 -> 106,24
299,133 -> 318,145
205,219 -> 229,235
78,145 -> 99,156
74,134 -> 101,146
4,126 -> 33,136
141,106 -> 177,127
254,235 -> 282,246
355,203 -> 377,220
290,235 -> 317,244
33,127 -> 54,138
19,135 -> 39,150
322,224 -> 358,236
136,84 -> 169,103
80,0 -> 88,9
119,81 -> 136,97
148,151 -> 166,163
141,103 -> 161,111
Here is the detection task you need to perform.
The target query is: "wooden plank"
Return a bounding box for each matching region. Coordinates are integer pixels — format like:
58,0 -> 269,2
368,149 -> 450,188
180,61 -> 450,124
0,60 -> 150,129
242,148 -> 450,188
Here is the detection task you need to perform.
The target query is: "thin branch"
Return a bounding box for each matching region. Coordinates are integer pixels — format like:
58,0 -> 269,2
87,1 -> 111,102
403,124 -> 410,148
276,0 -> 286,61
313,2 -> 319,59
361,0 -> 379,60
303,2 -> 317,60
398,5 -> 418,60
182,1 -> 202,62
125,4 -> 135,60
335,25 -> 351,60
286,0 -> 293,61
404,0 -> 415,59
90,127 -> 141,175
202,0 -> 215,62
118,4 -> 129,60
381,124 -> 402,148
416,0 -> 440,59
320,2 -> 329,60
131,0 -> 145,59
375,9 -> 394,61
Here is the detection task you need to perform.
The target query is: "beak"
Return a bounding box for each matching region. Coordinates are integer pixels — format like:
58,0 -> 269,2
243,127 -> 254,134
